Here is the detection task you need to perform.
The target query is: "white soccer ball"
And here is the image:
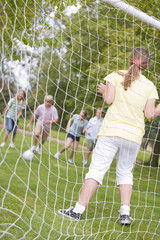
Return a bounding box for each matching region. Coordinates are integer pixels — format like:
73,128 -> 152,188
23,150 -> 34,161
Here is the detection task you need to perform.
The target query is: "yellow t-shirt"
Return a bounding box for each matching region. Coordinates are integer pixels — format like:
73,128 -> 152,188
98,71 -> 159,145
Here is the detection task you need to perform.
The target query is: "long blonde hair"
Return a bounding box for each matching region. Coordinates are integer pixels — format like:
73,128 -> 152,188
120,48 -> 150,90
16,89 -> 26,102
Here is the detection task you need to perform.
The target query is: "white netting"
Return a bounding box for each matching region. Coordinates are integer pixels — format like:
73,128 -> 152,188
0,0 -> 160,239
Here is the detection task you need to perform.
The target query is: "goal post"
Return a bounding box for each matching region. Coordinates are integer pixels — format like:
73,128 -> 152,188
104,0 -> 160,30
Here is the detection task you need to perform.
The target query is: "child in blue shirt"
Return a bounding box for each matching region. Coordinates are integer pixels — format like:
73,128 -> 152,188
54,110 -> 88,163
82,108 -> 103,166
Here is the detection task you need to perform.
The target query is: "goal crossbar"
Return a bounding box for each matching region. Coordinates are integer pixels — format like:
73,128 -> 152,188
104,0 -> 160,30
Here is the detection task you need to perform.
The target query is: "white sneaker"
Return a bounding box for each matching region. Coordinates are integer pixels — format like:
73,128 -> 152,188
36,146 -> 41,155
82,160 -> 88,166
68,159 -> 73,163
54,152 -> 60,159
0,142 -> 5,147
58,207 -> 82,220
30,146 -> 36,152
119,215 -> 132,225
9,142 -> 15,148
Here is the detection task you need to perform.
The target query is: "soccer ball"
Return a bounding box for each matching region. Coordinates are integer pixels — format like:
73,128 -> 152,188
22,149 -> 34,161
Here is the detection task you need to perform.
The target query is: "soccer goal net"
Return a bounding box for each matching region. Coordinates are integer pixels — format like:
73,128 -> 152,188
0,0 -> 160,239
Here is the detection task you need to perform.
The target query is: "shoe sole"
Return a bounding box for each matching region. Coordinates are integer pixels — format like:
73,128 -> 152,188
120,220 -> 131,225
58,209 -> 80,221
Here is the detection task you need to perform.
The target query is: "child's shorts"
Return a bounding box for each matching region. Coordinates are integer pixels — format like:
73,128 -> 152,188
34,124 -> 49,143
85,136 -> 140,186
7,118 -> 19,135
87,139 -> 95,150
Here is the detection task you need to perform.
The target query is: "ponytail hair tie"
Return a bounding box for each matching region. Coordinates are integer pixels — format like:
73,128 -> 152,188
134,60 -> 141,66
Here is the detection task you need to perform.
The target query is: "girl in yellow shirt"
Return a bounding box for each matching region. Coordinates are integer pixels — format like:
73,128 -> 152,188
58,48 -> 160,224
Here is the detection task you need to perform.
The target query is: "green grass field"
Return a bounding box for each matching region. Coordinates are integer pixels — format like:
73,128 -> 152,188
0,123 -> 160,240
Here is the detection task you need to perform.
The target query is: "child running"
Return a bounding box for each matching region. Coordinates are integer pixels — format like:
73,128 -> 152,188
0,89 -> 26,148
27,95 -> 58,154
58,48 -> 160,224
54,110 -> 88,163
82,108 -> 103,166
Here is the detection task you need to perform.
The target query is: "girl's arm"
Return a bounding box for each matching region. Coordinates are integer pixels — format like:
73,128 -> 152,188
83,126 -> 90,134
13,109 -> 23,121
2,105 -> 9,118
50,119 -> 58,124
66,118 -> 73,132
27,114 -> 37,128
98,82 -> 115,104
45,119 -> 58,124
82,126 -> 88,134
144,98 -> 160,119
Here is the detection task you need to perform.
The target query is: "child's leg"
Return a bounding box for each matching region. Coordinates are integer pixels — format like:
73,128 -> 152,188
33,124 -> 42,146
116,138 -> 140,216
58,136 -> 118,219
35,129 -> 48,154
54,136 -> 73,159
83,140 -> 95,164
73,136 -> 117,215
29,135 -> 39,152
3,132 -> 9,143
119,184 -> 132,206
11,135 -> 16,143
33,135 -> 39,146
12,119 -> 19,143
68,140 -> 79,159
60,137 -> 73,153
30,124 -> 42,152
119,184 -> 133,224
3,118 -> 13,143
41,129 -> 49,147
77,136 -> 117,206
83,148 -> 92,162
78,178 -> 99,207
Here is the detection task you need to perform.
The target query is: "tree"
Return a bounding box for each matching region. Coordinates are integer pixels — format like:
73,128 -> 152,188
149,129 -> 160,167
0,78 -> 15,114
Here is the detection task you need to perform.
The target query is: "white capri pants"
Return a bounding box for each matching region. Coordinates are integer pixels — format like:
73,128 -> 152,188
85,136 -> 140,185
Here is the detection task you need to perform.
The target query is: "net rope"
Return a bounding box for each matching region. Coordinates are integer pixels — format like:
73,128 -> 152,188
0,0 -> 160,239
